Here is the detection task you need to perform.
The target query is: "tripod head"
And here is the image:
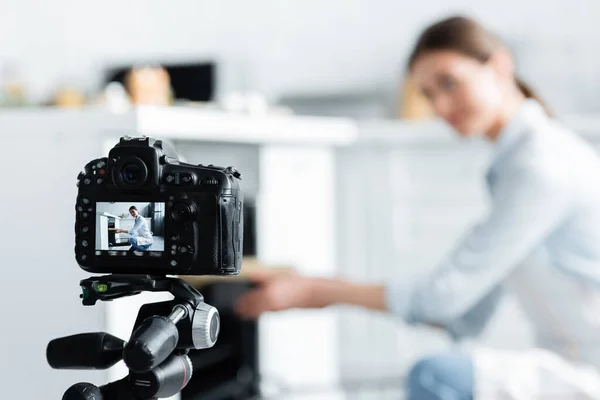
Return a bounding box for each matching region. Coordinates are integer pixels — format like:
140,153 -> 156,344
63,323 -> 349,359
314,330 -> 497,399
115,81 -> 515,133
47,275 -> 220,399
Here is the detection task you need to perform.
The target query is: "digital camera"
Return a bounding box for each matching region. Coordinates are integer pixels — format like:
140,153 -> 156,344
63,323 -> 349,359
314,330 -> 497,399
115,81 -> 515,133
74,136 -> 243,276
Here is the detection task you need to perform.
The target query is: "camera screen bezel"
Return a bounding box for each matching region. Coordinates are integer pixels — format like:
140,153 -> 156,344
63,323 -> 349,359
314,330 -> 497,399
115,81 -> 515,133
76,193 -> 195,275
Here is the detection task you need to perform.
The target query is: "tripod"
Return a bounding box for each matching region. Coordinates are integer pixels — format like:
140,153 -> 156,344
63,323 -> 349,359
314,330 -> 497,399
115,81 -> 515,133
47,275 -> 221,399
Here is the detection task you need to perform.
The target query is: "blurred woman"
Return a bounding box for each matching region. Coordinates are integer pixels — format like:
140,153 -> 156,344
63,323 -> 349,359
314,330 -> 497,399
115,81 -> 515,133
235,16 -> 600,399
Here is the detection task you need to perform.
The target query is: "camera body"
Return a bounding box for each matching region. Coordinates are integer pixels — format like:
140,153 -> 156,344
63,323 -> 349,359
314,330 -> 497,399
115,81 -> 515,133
75,136 -> 243,276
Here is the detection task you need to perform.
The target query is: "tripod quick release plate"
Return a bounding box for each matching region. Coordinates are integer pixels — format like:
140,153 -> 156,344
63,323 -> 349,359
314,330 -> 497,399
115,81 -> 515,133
79,275 -> 204,306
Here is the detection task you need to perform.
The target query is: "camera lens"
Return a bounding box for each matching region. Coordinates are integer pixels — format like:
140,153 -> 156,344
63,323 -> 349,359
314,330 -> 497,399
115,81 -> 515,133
115,157 -> 148,189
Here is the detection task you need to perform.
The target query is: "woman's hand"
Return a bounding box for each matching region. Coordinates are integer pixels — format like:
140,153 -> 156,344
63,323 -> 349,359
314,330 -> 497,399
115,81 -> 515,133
115,229 -> 128,233
235,272 -> 320,319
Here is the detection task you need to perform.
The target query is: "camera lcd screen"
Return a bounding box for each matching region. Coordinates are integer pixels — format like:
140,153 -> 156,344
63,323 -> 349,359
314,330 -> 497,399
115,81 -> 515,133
95,202 -> 165,253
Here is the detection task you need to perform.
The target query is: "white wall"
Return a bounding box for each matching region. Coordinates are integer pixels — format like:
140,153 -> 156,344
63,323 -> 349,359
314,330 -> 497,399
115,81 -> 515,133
0,110 -> 137,399
97,202 -> 152,218
2,0 -> 600,112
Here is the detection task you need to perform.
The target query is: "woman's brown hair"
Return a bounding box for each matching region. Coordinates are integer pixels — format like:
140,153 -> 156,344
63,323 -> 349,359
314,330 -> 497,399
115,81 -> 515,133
408,16 -> 552,116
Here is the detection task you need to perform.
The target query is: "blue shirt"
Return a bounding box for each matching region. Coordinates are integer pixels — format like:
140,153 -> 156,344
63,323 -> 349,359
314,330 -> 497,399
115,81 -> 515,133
386,100 -> 600,362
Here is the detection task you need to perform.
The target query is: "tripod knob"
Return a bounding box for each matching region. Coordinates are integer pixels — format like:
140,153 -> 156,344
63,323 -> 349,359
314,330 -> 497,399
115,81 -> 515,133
130,354 -> 193,398
124,316 -> 179,373
62,383 -> 102,400
192,302 -> 220,349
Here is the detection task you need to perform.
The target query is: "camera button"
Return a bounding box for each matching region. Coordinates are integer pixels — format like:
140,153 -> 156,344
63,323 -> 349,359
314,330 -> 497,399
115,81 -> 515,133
81,240 -> 89,247
83,178 -> 91,185
178,245 -> 194,255
81,212 -> 90,219
180,173 -> 194,184
166,174 -> 175,184
96,178 -> 104,185
77,196 -> 90,207
170,260 -> 178,267
81,226 -> 90,234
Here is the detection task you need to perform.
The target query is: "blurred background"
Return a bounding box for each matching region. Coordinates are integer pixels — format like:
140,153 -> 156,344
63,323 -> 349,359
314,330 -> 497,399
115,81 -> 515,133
2,0 -> 600,116
2,1 -> 600,399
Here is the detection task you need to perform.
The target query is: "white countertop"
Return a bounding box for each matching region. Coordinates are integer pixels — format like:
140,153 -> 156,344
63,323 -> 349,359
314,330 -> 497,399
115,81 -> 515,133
3,106 -> 600,146
0,106 -> 359,145
134,106 -> 359,145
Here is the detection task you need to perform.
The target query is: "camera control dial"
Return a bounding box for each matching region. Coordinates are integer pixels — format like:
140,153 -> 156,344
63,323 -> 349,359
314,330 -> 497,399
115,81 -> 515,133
170,200 -> 197,223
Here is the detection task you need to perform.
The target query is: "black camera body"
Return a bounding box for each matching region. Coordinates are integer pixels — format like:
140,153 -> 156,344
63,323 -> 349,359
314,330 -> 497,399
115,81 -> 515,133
75,136 -> 243,276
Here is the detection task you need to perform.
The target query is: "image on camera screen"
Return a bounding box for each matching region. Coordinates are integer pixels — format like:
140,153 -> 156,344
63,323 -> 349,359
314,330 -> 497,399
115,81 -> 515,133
95,202 -> 165,252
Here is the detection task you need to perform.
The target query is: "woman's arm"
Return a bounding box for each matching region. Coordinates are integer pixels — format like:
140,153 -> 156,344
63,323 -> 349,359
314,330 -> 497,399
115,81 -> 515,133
235,273 -> 387,319
236,163 -> 570,327
235,274 -> 448,331
128,217 -> 143,235
387,163 -> 571,325
308,278 -> 387,311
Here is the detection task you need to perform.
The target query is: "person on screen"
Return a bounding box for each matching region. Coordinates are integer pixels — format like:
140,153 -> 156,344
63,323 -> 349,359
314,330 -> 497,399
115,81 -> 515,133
234,16 -> 600,400
115,206 -> 153,251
